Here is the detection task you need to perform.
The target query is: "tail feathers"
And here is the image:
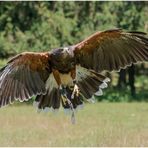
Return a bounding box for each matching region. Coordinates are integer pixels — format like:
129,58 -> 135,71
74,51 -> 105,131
34,88 -> 60,112
77,68 -> 110,99
33,86 -> 83,112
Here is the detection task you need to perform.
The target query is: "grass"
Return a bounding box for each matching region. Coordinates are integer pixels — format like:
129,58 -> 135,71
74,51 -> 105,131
0,103 -> 148,147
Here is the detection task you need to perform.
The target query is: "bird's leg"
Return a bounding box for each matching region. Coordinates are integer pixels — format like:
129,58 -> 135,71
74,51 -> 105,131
71,80 -> 79,99
52,69 -> 67,105
70,68 -> 79,99
59,85 -> 67,105
52,68 -> 76,124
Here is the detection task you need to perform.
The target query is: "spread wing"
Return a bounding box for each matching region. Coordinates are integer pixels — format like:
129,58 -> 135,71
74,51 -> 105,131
0,52 -> 51,107
73,29 -> 148,72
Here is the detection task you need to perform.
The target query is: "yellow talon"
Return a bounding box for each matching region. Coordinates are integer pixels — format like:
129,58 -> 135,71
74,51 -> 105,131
71,84 -> 79,99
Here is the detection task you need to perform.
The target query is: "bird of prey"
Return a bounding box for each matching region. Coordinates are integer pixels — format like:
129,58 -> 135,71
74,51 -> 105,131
0,28 -> 148,123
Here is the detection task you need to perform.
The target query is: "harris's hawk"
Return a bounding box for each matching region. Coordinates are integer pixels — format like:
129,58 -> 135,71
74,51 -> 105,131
0,29 -> 148,123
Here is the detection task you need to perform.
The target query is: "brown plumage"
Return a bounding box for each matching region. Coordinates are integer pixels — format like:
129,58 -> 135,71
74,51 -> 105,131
0,52 -> 50,107
0,29 -> 147,122
74,29 -> 148,72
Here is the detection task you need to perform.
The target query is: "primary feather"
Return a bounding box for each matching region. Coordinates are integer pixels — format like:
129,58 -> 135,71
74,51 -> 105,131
74,29 -> 148,72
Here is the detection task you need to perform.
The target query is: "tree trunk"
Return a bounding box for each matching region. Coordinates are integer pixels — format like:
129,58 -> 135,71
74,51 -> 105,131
128,64 -> 136,97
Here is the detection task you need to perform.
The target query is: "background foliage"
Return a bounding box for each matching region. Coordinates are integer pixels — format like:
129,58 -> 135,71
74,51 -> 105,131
0,1 -> 147,102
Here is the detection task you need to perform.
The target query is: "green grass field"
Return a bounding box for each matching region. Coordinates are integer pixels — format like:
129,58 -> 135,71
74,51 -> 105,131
0,102 -> 148,147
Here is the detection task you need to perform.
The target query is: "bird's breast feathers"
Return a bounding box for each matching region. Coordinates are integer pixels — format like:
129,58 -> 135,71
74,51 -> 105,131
46,72 -> 73,89
59,72 -> 73,86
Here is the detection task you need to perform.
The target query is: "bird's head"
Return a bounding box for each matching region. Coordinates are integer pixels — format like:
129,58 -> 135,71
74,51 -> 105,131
51,46 -> 74,60
50,46 -> 75,72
